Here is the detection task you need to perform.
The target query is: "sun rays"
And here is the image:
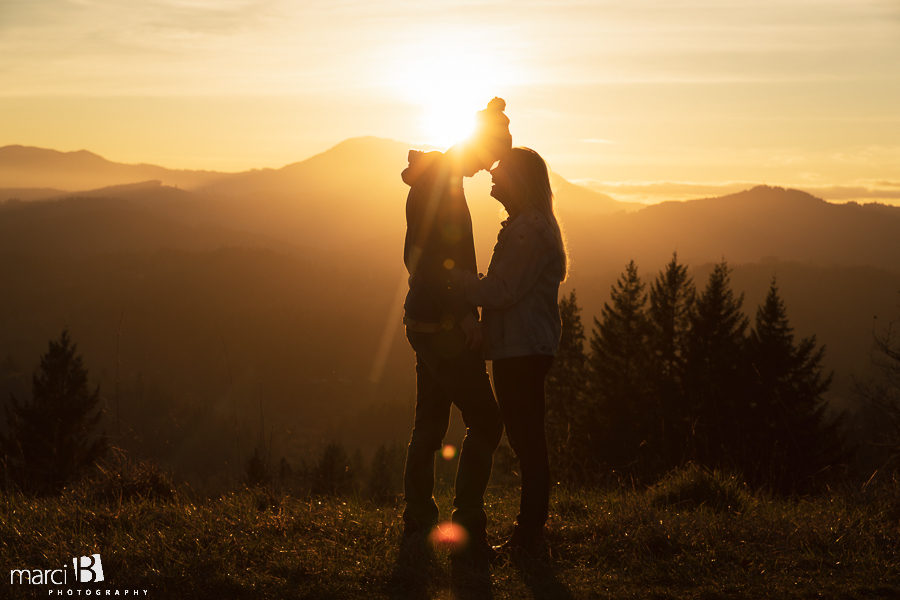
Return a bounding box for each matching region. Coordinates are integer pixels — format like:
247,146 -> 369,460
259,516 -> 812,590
382,27 -> 524,149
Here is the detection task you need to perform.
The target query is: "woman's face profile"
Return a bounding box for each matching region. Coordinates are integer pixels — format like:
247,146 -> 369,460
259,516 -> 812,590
490,159 -> 525,215
489,161 -> 511,202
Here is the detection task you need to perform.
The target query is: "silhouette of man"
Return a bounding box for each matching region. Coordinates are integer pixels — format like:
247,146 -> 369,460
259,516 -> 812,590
400,98 -> 512,556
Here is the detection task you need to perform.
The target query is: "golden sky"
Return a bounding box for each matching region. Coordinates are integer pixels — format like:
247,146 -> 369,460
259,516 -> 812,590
2,0 -> 899,203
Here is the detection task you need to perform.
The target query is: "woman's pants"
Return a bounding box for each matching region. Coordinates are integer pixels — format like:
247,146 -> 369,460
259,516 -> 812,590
492,354 -> 554,536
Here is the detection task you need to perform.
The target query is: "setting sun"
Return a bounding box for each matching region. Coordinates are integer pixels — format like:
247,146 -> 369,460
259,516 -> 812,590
383,28 -> 523,148
420,97 -> 478,150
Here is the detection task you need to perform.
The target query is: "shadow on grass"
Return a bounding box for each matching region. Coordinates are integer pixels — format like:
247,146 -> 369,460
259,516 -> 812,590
510,552 -> 574,600
387,536 -> 439,600
450,553 -> 493,600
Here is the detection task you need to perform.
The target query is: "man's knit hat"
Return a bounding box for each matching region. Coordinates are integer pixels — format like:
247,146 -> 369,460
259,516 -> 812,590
470,97 -> 512,160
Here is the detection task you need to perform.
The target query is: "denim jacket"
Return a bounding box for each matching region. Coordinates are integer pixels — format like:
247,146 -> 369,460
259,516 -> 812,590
463,210 -> 563,360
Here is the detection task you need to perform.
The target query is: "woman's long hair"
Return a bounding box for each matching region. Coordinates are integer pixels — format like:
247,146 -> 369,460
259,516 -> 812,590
505,147 -> 568,281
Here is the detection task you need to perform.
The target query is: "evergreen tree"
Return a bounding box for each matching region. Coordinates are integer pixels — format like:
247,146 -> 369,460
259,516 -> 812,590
312,442 -> 353,496
646,253 -> 695,473
367,442 -> 403,502
588,261 -> 651,474
350,447 -> 366,493
855,313 -> 900,475
0,330 -> 107,494
684,261 -> 749,468
545,290 -> 591,482
745,279 -> 842,491
278,456 -> 293,482
244,445 -> 271,487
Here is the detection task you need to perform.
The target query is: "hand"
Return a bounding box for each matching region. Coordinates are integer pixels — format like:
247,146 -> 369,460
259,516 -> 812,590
460,313 -> 483,351
448,268 -> 478,290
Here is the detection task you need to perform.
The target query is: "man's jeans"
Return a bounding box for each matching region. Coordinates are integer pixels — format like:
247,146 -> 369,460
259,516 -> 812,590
403,326 -> 502,540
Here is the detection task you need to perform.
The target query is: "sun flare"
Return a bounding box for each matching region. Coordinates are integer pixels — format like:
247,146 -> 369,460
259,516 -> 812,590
403,55 -> 496,149
385,30 -> 522,149
421,97 -> 479,150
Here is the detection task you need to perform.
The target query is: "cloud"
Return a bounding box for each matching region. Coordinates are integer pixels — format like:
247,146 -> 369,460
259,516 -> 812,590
807,186 -> 900,201
143,0 -> 279,35
576,181 -> 754,203
577,181 -> 900,205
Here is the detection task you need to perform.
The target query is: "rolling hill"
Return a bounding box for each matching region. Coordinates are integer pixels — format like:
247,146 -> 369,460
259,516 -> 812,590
570,185 -> 900,273
0,145 -> 226,191
0,138 -> 898,480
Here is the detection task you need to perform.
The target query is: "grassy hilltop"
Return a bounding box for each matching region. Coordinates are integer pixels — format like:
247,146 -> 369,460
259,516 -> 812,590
3,464 -> 899,600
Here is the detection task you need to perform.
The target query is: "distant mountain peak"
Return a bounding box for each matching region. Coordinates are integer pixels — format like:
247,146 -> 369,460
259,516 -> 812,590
0,145 -> 227,191
303,136 -> 410,159
330,136 -> 409,150
74,180 -> 164,195
275,136 -> 412,173
747,184 -> 784,194
688,185 -> 827,209
0,145 -> 107,161
746,185 -> 824,204
71,149 -> 104,159
745,184 -> 812,196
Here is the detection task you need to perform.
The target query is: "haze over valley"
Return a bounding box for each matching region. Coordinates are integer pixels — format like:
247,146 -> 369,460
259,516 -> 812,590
1,139 -> 898,482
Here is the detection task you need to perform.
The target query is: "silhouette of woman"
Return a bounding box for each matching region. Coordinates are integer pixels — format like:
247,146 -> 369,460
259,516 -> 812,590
452,147 -> 567,554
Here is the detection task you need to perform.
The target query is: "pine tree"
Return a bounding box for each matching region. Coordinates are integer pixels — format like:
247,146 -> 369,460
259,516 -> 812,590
312,442 -> 353,496
855,312 -> 900,475
588,261 -> 651,474
545,290 -> 591,482
350,447 -> 366,494
684,261 -> 749,468
367,443 -> 403,502
745,279 -> 842,491
0,330 -> 107,494
244,445 -> 271,487
646,252 -> 695,473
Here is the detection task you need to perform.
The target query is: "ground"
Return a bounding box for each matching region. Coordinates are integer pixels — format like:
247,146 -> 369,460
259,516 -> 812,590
2,466 -> 899,599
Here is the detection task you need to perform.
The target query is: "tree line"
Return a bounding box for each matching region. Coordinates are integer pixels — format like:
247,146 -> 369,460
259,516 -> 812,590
3,254 -> 900,496
546,254 -> 849,493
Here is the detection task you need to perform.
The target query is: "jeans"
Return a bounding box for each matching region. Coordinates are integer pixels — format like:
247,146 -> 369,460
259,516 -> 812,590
403,326 -> 503,539
492,354 -> 554,536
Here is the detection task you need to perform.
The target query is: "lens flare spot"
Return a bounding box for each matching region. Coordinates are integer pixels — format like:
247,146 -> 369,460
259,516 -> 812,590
443,258 -> 455,270
428,521 -> 469,551
441,444 -> 457,460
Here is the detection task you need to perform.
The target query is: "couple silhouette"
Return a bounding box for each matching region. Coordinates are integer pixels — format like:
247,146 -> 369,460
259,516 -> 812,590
399,98 -> 568,578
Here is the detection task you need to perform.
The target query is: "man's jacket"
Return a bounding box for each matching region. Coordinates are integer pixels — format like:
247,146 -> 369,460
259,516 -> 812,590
402,150 -> 477,325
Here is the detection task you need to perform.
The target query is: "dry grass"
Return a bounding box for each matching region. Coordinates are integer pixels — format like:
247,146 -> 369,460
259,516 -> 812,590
2,466 -> 899,599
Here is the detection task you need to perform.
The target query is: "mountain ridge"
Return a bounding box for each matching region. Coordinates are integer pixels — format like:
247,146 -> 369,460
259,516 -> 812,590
8,139 -> 892,212
0,139 -> 640,215
2,140 -> 899,275
5,139 -> 897,215
0,141 -> 898,470
0,144 -> 228,191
